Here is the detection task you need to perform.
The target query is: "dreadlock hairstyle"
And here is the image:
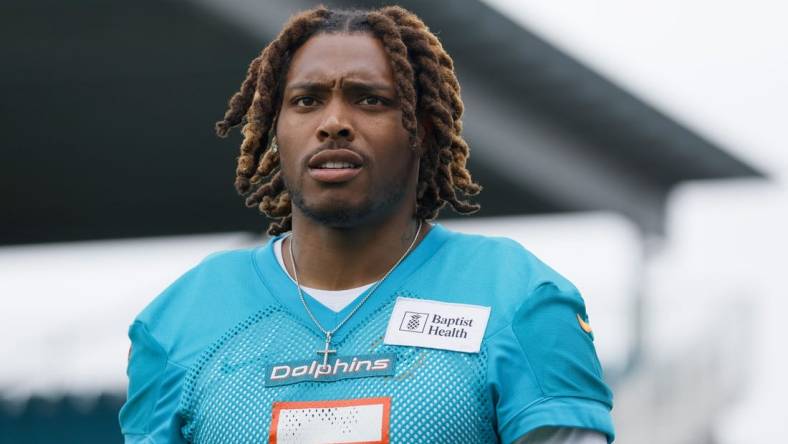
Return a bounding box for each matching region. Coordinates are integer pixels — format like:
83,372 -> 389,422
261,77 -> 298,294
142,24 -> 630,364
215,6 -> 481,235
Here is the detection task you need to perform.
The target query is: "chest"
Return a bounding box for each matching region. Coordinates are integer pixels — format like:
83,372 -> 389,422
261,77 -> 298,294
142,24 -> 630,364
179,302 -> 498,444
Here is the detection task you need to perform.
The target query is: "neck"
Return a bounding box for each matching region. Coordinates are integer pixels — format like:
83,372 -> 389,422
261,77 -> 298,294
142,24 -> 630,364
284,209 -> 427,290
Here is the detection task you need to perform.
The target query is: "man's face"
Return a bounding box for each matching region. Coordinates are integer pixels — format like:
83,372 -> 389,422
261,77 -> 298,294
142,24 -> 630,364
276,32 -> 419,227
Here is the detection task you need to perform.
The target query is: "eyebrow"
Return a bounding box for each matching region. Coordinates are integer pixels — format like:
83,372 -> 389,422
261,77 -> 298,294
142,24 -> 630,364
285,80 -> 394,94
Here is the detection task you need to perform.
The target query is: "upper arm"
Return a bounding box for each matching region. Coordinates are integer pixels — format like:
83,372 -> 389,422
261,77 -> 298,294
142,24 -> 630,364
489,282 -> 615,443
119,321 -> 188,443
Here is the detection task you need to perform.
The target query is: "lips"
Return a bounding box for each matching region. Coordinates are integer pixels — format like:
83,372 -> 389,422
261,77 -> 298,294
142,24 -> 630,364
307,148 -> 364,184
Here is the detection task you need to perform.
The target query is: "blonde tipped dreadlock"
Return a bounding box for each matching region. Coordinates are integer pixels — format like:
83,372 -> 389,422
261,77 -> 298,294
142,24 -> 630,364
215,6 -> 481,235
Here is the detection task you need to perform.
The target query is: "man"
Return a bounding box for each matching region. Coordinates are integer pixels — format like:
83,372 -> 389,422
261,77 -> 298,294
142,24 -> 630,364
120,6 -> 614,443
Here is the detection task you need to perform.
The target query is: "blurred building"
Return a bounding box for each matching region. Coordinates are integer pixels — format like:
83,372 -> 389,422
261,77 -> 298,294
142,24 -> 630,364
1,1 -> 761,443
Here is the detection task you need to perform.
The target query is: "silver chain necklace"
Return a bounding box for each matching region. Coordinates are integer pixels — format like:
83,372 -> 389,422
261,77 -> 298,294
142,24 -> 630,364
287,219 -> 423,366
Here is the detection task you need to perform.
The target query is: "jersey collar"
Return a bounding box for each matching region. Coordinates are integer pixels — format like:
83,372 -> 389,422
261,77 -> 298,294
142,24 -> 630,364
252,223 -> 452,345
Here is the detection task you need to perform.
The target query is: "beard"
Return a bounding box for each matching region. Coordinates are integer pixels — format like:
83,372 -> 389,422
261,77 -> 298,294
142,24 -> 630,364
285,173 -> 409,228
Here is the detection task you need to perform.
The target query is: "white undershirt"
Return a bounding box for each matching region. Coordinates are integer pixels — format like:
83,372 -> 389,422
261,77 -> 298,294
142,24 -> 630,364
517,428 -> 608,444
273,237 -> 608,444
274,237 -> 375,313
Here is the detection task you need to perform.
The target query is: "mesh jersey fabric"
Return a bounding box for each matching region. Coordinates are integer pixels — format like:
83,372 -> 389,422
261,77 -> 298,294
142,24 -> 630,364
119,223 -> 615,443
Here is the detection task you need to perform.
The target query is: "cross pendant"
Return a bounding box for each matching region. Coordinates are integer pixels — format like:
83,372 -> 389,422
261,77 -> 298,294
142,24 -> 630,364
316,332 -> 337,367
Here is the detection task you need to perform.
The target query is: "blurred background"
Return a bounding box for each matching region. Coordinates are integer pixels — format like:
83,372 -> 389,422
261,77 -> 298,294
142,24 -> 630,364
1,0 -> 785,442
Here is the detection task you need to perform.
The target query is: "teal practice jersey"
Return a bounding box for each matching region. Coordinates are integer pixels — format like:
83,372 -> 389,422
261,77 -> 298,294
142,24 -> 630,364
119,224 -> 614,443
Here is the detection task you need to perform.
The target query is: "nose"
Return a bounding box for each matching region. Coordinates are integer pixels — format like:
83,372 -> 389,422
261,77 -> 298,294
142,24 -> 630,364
316,107 -> 354,142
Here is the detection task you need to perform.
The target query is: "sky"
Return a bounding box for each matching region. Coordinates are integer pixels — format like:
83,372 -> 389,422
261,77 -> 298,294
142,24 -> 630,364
483,0 -> 788,180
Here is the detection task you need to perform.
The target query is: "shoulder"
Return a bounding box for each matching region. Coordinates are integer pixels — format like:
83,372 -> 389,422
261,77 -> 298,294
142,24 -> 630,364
133,247 -> 263,366
439,227 -> 576,292
413,226 -> 580,333
431,230 -> 614,441
137,247 -> 257,324
120,247 -> 268,438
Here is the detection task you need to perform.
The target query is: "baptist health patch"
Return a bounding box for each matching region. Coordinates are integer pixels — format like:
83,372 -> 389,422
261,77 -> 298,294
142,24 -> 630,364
383,297 -> 491,353
270,397 -> 390,444
265,354 -> 396,387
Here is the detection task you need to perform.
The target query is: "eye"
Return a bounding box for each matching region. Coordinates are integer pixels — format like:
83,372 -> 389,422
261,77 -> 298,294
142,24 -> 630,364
294,96 -> 319,107
359,96 -> 384,106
